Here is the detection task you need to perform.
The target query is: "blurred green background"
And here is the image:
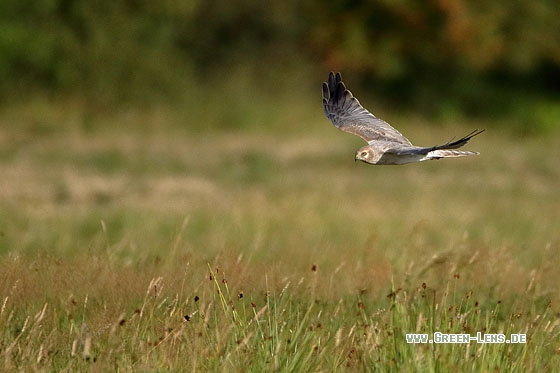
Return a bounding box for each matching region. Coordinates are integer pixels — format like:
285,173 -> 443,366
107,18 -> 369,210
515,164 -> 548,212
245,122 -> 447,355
2,0 -> 560,133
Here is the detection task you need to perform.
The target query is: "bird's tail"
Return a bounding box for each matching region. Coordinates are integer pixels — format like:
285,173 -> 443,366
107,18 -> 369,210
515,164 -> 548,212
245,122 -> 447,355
427,149 -> 479,160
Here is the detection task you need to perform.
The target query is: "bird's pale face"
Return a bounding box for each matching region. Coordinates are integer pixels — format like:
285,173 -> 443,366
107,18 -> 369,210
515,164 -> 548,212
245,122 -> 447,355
355,147 -> 374,163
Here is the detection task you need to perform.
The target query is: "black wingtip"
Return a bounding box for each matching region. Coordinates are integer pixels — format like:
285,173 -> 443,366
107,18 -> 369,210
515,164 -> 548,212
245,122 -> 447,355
335,71 -> 342,83
462,129 -> 485,143
322,81 -> 329,100
326,71 -> 342,89
466,129 -> 485,138
432,129 -> 485,151
454,129 -> 484,148
323,72 -> 349,105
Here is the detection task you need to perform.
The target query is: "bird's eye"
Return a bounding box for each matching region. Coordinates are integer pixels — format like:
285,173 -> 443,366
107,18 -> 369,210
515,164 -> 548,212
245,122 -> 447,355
361,151 -> 368,158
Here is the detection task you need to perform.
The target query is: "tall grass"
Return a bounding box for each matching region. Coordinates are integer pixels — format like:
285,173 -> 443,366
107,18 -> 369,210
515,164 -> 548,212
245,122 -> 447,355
1,256 -> 557,371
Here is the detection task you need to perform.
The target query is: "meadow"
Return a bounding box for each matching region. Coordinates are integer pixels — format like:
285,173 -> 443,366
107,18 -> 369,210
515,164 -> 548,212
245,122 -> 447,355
0,95 -> 559,371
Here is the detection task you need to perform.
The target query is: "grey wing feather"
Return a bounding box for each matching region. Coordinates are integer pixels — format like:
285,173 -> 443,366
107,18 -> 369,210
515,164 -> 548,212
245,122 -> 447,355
322,72 -> 412,145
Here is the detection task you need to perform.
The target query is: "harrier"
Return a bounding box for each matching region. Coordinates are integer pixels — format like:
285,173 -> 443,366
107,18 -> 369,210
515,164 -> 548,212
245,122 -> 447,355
322,72 -> 483,165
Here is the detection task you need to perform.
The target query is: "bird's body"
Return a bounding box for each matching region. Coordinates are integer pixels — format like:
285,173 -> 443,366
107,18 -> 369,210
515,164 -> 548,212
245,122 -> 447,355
322,72 -> 483,165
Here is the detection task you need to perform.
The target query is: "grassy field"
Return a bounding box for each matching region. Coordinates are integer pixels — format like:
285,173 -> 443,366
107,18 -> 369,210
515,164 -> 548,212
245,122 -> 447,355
0,97 -> 559,371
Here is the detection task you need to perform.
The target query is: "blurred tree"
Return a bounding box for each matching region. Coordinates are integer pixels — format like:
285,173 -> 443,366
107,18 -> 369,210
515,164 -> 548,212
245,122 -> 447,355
307,0 -> 560,124
0,0 -> 559,128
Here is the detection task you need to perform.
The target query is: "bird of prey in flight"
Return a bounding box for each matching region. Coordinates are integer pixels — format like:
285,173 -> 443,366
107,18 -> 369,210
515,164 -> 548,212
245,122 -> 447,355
322,72 -> 483,165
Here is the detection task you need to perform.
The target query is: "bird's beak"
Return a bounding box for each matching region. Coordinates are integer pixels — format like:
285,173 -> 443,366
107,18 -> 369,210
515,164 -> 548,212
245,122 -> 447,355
354,154 -> 358,162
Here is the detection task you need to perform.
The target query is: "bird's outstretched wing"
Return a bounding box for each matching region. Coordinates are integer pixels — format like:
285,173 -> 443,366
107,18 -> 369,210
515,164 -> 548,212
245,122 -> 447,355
393,129 -> 486,156
427,129 -> 485,151
322,72 -> 412,145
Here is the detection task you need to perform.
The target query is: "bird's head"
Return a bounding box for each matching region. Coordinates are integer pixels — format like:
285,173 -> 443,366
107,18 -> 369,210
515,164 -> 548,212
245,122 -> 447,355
355,147 -> 373,163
